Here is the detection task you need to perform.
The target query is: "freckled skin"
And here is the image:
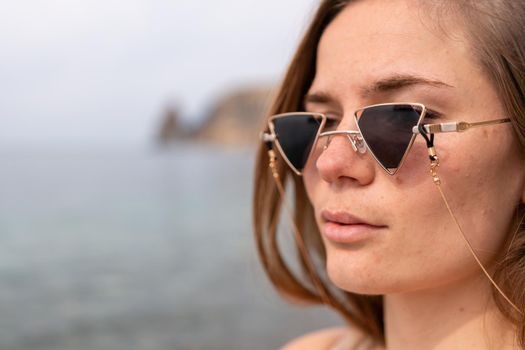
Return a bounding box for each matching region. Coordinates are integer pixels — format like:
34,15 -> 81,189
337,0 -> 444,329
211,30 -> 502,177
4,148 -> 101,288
302,0 -> 525,295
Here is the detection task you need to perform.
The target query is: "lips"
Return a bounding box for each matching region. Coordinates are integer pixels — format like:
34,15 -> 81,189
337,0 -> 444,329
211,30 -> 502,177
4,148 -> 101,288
320,210 -> 387,243
321,210 -> 381,226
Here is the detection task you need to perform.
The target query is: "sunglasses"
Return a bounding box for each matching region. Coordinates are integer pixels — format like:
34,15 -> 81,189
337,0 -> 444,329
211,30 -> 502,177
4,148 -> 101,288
261,102 -> 511,175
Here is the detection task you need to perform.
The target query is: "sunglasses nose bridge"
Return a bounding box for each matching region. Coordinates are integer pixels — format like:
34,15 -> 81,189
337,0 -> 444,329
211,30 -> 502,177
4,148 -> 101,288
321,131 -> 366,155
350,133 -> 366,154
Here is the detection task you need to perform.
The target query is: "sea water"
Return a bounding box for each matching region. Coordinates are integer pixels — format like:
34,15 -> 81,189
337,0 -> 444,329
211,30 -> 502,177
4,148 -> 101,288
0,143 -> 340,350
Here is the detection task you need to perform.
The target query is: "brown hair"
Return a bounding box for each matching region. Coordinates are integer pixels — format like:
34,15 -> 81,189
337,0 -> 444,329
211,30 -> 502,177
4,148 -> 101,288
252,0 -> 525,346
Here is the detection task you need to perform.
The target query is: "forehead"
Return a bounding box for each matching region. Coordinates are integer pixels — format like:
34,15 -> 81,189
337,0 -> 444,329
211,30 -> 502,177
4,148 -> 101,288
311,0 -> 477,105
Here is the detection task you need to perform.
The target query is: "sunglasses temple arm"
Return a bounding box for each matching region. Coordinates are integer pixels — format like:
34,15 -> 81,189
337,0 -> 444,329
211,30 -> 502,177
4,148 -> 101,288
413,118 -> 511,135
260,132 -> 276,148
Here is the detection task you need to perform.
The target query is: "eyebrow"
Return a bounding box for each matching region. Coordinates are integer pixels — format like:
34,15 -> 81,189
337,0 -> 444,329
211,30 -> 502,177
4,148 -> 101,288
304,74 -> 454,105
361,74 -> 454,97
303,91 -> 336,105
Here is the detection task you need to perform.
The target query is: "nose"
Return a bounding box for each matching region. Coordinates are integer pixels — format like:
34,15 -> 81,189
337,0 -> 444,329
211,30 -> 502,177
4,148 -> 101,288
316,131 -> 375,185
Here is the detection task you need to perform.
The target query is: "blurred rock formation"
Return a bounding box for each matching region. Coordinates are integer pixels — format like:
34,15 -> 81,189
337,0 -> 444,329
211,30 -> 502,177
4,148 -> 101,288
156,86 -> 274,146
157,105 -> 186,145
194,86 -> 273,146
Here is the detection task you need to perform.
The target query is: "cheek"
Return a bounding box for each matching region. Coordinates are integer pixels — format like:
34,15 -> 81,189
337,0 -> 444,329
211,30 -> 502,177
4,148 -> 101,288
437,131 -> 524,256
302,151 -> 323,204
406,128 -> 523,268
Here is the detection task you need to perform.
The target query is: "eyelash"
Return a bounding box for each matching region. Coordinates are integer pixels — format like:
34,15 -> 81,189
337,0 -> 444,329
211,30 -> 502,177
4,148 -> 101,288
324,116 -> 341,130
423,108 -> 442,121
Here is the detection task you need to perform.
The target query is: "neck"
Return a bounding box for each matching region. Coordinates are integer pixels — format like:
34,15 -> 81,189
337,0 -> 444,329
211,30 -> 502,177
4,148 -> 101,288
383,273 -> 518,350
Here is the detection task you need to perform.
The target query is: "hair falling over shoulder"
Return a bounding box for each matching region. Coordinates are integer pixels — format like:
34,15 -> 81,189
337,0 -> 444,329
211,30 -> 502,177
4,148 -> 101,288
252,0 -> 525,347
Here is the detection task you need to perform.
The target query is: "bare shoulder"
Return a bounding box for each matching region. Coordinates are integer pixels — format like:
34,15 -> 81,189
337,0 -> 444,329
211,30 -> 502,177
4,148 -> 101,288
280,327 -> 354,350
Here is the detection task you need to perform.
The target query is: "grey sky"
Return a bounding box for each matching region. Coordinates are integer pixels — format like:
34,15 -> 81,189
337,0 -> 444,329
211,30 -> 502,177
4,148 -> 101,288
0,0 -> 318,147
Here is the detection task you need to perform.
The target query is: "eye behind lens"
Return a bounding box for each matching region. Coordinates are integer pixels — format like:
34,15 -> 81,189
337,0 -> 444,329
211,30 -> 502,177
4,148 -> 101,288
423,109 -> 442,120
323,117 -> 340,131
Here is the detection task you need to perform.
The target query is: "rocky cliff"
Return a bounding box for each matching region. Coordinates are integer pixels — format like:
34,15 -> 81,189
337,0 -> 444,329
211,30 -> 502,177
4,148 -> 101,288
157,106 -> 185,145
156,85 -> 274,146
194,86 -> 274,146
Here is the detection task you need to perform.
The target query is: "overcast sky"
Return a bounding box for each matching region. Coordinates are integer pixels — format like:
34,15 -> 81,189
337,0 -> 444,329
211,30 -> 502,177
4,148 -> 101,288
0,0 -> 318,148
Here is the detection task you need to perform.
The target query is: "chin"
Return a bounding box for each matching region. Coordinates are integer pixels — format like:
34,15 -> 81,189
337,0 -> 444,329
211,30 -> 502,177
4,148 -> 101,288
327,270 -> 388,295
324,248 -> 406,295
326,254 -> 383,295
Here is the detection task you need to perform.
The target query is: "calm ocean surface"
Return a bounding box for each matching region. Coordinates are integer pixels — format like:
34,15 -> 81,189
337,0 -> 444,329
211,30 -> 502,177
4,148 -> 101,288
0,143 -> 340,350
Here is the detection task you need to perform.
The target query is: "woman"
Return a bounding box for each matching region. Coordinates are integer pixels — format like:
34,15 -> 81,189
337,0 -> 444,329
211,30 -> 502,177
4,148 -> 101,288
253,0 -> 525,349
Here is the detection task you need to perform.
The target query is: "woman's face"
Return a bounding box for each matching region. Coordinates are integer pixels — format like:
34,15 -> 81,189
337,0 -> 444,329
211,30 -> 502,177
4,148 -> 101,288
303,0 -> 525,294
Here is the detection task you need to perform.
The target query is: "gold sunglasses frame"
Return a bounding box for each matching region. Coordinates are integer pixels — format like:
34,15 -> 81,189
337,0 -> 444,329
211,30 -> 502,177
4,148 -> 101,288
266,112 -> 327,176
263,102 -> 511,176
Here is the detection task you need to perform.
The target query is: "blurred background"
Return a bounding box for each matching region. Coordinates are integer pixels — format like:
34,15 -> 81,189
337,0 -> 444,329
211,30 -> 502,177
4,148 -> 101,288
0,1 -> 343,349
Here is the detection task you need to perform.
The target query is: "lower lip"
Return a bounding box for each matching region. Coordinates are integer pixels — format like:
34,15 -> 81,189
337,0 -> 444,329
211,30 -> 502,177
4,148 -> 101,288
323,222 -> 386,243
